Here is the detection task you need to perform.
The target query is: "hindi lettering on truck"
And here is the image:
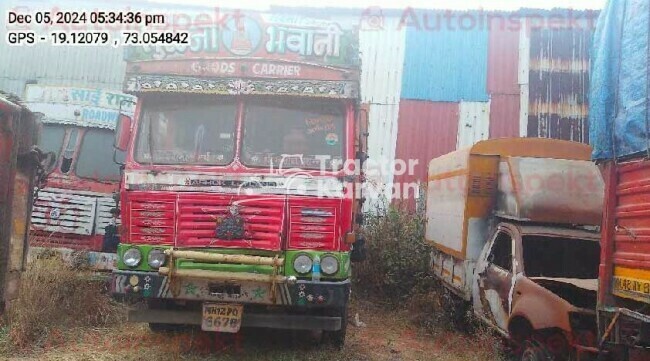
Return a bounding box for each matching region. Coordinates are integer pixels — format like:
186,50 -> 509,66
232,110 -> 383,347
110,10 -> 366,346
425,138 -> 605,360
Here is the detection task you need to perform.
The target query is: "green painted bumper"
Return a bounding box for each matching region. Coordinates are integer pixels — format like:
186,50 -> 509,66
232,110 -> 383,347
111,270 -> 350,308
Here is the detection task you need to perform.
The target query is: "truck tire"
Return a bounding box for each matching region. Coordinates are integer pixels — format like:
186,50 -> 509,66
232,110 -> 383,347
323,306 -> 348,348
521,341 -> 554,361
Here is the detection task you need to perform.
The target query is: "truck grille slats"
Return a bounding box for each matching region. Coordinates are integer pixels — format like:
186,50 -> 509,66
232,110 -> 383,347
128,194 -> 176,246
31,190 -> 97,236
125,192 -> 285,250
287,199 -> 341,250
176,194 -> 284,250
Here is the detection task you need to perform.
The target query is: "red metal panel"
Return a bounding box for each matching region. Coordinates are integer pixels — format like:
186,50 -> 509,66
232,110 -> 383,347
613,160 -> 650,269
489,94 -> 520,138
487,26 -> 520,95
393,100 -> 459,208
601,158 -> 650,307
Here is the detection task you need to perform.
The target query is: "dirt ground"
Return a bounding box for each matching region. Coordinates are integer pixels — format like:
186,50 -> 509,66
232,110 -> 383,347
2,299 -> 503,361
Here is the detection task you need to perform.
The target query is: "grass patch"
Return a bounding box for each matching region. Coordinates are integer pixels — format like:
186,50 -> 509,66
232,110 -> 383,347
0,210 -> 506,360
0,255 -> 122,352
353,206 -> 506,359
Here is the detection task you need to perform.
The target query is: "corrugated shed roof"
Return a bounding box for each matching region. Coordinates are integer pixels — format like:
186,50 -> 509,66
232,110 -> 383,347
0,39 -> 126,95
490,94 -> 521,138
487,26 -> 520,95
400,12 -> 489,102
393,100 -> 459,208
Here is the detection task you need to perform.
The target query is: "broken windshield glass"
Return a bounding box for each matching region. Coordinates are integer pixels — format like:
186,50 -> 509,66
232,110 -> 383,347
522,236 -> 600,279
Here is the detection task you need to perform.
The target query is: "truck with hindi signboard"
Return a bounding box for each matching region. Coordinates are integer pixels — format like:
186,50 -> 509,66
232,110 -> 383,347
24,85 -> 136,269
109,9 -> 366,345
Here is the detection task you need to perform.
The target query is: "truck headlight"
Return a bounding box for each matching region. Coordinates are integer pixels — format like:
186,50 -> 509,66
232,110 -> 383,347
123,248 -> 142,267
293,254 -> 312,274
147,249 -> 166,268
320,255 -> 339,275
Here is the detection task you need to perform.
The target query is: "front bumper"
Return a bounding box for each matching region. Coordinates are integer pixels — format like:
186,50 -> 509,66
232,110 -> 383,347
111,270 -> 350,308
128,308 -> 342,331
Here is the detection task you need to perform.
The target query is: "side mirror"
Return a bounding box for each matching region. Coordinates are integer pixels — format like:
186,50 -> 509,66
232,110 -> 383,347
114,114 -> 132,152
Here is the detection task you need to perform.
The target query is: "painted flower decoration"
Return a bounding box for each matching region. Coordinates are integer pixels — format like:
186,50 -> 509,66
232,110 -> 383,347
228,80 -> 255,95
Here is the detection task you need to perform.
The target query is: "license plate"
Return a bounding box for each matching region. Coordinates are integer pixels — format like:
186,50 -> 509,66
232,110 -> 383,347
612,276 -> 650,302
201,303 -> 243,333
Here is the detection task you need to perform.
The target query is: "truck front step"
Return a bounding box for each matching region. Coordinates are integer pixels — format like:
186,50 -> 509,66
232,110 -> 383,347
128,309 -> 342,331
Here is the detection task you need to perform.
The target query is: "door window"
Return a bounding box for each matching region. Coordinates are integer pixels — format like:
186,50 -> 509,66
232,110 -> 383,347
60,128 -> 80,174
489,232 -> 512,272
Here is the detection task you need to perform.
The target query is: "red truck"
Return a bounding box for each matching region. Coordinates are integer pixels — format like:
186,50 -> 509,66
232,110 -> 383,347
23,85 -> 136,270
590,1 -> 650,360
0,92 -> 53,312
110,10 -> 365,344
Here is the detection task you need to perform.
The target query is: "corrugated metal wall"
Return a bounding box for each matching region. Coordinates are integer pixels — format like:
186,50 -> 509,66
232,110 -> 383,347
490,95 -> 520,138
527,28 -> 591,142
393,100 -> 459,209
487,25 -> 521,138
0,3 -> 597,210
400,11 -> 489,102
457,101 -> 490,148
0,1 -> 126,96
391,10 -> 595,209
358,16 -> 407,211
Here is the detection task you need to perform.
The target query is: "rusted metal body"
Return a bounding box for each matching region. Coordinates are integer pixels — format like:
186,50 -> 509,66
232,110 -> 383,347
426,138 -> 604,359
474,224 -> 600,355
0,93 -> 42,313
527,28 -> 591,143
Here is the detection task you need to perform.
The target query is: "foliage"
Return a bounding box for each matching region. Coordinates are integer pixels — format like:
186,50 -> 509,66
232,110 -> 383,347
354,206 -> 436,303
1,256 -> 122,350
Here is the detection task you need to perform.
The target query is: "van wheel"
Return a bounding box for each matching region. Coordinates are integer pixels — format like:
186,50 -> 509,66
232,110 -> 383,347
521,341 -> 554,361
323,307 -> 348,348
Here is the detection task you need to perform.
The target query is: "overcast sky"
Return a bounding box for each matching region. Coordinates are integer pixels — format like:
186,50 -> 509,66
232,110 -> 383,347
149,0 -> 604,10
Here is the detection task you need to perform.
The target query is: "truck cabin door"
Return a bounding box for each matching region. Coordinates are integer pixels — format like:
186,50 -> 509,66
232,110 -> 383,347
474,227 -> 516,332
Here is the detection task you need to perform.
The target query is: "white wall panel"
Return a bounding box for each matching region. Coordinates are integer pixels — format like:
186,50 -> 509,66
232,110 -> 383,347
457,101 -> 490,149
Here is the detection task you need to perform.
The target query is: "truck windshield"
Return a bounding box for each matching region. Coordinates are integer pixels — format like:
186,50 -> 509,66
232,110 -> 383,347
241,97 -> 345,170
39,124 -> 65,160
135,96 -> 237,165
76,128 -> 121,182
523,236 -> 600,279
